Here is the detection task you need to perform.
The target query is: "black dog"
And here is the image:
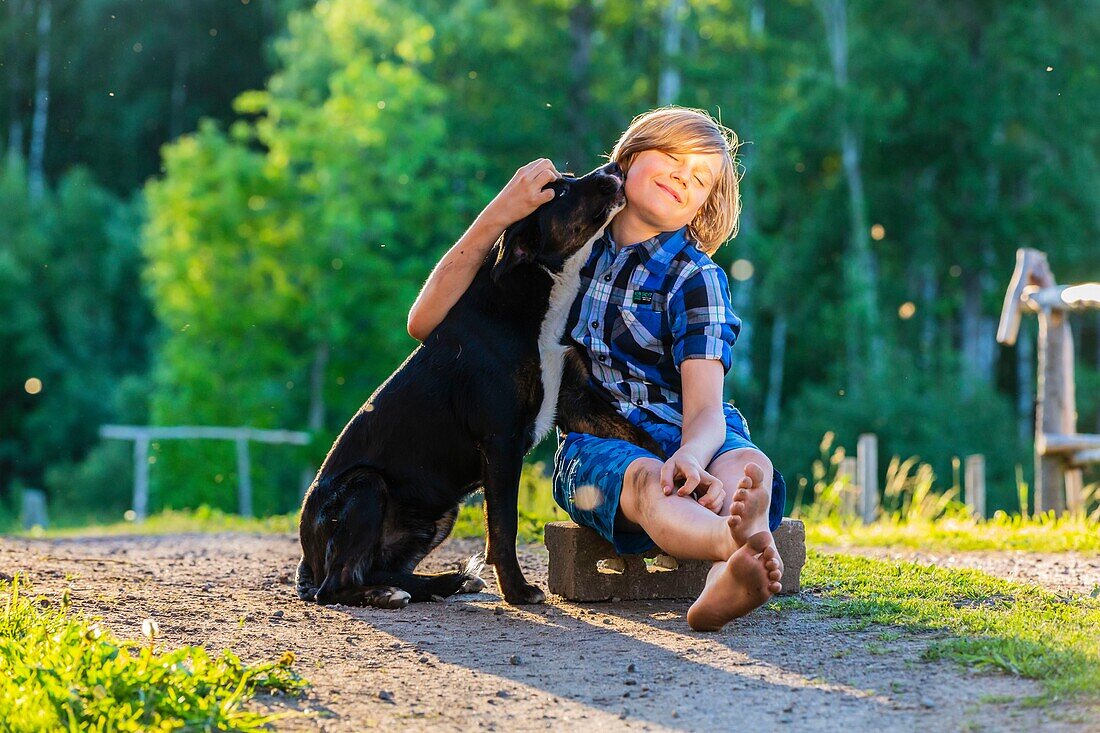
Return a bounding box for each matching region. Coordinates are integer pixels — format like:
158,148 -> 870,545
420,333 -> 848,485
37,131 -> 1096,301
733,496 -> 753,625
297,161 -> 649,608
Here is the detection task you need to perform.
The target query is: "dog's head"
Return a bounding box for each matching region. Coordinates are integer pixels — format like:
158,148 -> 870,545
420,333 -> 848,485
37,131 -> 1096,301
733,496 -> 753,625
492,161 -> 626,283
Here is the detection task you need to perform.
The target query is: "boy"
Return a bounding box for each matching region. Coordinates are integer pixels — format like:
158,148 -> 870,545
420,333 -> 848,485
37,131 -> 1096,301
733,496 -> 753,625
408,106 -> 785,632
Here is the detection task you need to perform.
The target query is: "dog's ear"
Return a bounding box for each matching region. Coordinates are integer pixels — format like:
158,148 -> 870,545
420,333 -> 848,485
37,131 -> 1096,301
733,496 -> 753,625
491,214 -> 540,283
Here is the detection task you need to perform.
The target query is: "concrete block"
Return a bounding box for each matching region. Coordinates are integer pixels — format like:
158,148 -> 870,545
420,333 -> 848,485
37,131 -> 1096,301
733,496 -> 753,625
545,518 -> 806,602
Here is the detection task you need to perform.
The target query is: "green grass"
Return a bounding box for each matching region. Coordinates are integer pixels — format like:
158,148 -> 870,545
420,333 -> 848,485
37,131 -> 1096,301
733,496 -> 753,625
807,512 -> 1100,553
794,433 -> 1100,554
0,575 -> 307,731
25,505 -> 300,538
803,550 -> 1100,701
452,462 -> 567,543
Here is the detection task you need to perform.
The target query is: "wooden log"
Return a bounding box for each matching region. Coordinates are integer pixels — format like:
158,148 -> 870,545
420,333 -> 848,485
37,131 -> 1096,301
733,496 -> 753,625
997,248 -> 1052,346
1069,449 -> 1100,466
100,424 -> 311,520
1037,433 -> 1100,455
101,425 -> 310,445
1022,284 -> 1100,312
857,434 -> 879,523
1035,307 -> 1075,514
964,455 -> 986,519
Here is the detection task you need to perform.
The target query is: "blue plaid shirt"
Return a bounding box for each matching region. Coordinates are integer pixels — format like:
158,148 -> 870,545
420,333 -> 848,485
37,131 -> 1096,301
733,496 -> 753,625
562,225 -> 741,428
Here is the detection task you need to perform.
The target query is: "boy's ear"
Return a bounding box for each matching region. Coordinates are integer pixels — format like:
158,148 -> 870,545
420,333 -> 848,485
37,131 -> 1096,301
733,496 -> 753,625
491,214 -> 540,283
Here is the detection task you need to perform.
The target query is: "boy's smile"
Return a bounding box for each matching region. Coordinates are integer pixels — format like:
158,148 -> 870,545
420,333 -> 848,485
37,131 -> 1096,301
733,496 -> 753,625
611,148 -> 724,247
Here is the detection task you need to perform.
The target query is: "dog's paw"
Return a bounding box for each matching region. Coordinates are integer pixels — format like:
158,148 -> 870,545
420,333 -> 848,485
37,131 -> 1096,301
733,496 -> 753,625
458,575 -> 487,594
362,587 -> 412,609
503,582 -> 545,606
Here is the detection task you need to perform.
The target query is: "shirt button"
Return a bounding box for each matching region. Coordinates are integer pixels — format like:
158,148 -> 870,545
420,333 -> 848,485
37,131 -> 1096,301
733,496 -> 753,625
635,399 -> 644,406
603,273 -> 612,282
591,320 -> 599,329
598,355 -> 607,363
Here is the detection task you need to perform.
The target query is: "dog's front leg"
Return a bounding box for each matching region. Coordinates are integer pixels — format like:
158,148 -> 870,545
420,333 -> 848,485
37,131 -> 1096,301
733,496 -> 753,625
481,440 -> 545,605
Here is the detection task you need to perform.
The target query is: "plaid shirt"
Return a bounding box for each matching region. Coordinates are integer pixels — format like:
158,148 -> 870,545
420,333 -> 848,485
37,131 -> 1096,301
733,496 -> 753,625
562,225 -> 740,428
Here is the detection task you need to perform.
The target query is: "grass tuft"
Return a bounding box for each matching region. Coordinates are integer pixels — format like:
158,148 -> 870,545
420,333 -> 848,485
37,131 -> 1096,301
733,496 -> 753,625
0,575 -> 307,732
804,551 -> 1100,700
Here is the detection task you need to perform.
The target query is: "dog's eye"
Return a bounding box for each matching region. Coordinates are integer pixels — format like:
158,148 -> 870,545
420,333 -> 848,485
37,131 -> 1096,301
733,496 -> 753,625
557,187 -> 568,197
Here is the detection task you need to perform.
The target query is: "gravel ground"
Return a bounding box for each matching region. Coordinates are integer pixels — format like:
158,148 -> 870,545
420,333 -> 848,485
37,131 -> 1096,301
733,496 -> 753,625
2,533 -> 1096,732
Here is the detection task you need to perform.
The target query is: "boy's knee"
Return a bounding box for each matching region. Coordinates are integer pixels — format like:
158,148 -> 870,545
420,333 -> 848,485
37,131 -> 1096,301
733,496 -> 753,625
623,457 -> 664,511
710,448 -> 773,479
625,457 -> 662,492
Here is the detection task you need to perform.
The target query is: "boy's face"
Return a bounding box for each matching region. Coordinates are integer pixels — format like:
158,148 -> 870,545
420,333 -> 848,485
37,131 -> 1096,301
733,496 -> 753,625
623,149 -> 724,231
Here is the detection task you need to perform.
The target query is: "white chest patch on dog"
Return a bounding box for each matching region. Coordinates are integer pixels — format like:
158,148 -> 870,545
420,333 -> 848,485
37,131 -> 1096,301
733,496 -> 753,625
531,205 -> 624,444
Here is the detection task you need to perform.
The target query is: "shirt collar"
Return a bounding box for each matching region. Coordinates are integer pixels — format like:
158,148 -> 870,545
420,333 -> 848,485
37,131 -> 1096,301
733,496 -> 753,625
612,226 -> 691,277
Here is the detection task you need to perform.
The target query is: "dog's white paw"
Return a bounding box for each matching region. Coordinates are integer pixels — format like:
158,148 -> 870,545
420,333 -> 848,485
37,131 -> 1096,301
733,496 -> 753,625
364,587 -> 411,609
458,576 -> 487,594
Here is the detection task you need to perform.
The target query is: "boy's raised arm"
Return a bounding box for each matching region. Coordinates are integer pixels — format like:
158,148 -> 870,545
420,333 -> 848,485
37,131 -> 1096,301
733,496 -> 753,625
407,159 -> 562,341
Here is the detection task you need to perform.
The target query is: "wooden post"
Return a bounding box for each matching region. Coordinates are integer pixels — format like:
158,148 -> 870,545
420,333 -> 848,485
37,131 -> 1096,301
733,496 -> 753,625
133,432 -> 150,522
21,489 -> 49,530
1035,308 -> 1072,514
998,249 -> 1100,515
1065,470 -> 1084,516
964,454 -> 986,519
856,433 -> 879,523
838,456 -> 858,517
236,437 -> 253,517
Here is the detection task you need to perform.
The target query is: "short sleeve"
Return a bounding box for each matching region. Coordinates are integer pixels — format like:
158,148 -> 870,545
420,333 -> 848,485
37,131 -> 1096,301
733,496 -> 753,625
668,264 -> 741,373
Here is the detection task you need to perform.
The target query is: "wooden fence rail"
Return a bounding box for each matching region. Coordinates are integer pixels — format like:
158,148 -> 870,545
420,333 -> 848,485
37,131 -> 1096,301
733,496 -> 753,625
99,425 -> 311,521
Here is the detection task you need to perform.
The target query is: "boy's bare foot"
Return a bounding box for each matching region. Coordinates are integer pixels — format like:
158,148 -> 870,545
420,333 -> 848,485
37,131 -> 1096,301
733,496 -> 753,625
686,531 -> 782,632
728,462 -> 771,546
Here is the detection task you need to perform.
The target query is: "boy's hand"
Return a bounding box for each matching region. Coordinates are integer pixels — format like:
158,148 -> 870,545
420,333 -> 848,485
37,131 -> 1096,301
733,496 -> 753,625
660,447 -> 725,514
484,159 -> 562,228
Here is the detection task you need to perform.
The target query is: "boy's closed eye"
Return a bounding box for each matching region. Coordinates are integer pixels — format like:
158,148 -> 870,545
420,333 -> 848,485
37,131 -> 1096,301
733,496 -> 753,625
663,152 -> 711,188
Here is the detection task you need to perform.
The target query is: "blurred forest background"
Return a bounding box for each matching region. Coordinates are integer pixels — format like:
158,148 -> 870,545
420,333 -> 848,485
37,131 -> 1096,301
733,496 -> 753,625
1,0 -> 1097,523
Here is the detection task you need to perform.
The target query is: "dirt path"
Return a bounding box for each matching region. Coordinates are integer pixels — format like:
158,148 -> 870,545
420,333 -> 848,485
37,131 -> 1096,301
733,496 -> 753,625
819,546 -> 1100,597
3,533 -> 1095,732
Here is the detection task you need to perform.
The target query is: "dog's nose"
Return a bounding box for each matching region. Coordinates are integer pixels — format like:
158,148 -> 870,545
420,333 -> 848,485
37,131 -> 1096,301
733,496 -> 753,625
605,161 -> 623,180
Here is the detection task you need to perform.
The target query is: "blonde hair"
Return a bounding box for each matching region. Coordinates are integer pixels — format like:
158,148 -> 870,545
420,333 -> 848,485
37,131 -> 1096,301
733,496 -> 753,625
605,105 -> 742,255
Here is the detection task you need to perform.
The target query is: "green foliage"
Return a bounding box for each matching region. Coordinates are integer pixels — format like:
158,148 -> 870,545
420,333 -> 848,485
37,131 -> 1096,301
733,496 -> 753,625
0,155 -> 153,509
797,434 -> 1100,552
777,357 -> 1023,515
804,552 -> 1100,700
142,0 -> 494,512
452,462 -> 567,542
0,576 -> 306,731
4,0 -> 1100,518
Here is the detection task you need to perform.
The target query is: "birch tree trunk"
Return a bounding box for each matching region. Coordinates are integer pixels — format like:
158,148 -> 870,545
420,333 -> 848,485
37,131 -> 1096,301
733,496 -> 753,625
5,0 -> 32,161
657,0 -> 683,105
565,0 -> 594,171
169,48 -> 190,140
300,340 -> 330,496
28,0 -> 50,201
728,0 -> 766,387
763,312 -> 788,444
814,0 -> 880,392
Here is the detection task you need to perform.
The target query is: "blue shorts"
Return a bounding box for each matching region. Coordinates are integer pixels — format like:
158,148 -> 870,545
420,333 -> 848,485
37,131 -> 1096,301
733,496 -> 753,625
552,403 -> 787,555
